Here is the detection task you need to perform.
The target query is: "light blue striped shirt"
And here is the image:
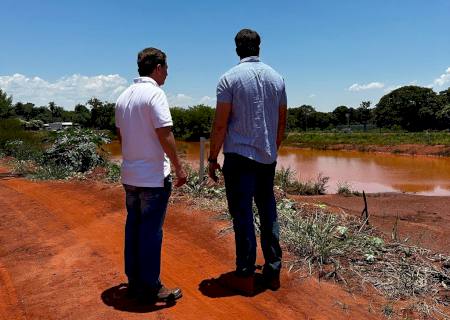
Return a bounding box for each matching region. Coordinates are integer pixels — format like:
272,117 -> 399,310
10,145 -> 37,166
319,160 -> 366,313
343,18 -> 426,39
217,56 -> 287,164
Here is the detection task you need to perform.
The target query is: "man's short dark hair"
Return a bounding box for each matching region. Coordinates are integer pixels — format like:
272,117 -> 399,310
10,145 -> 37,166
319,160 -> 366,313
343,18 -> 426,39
137,47 -> 166,76
235,29 -> 260,58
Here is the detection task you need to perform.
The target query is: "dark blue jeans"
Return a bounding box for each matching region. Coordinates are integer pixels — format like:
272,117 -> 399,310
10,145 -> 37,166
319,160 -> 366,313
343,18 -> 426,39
123,175 -> 172,293
222,153 -> 282,276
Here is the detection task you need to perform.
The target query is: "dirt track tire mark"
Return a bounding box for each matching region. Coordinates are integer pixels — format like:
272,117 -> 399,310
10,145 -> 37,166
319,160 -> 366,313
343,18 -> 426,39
0,263 -> 26,320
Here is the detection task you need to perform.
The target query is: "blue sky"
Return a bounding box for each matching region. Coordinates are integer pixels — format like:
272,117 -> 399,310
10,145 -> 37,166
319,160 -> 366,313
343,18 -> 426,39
1,0 -> 449,111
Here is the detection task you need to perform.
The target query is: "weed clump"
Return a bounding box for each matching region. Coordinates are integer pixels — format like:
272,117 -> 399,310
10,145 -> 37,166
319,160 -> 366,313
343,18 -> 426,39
275,167 -> 329,195
1,128 -> 111,180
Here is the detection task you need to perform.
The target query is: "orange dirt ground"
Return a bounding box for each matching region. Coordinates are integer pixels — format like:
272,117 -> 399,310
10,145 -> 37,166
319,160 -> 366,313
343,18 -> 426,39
0,165 -> 448,319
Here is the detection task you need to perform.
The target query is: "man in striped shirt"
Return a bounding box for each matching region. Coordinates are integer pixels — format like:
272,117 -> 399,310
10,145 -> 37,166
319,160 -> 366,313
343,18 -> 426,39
208,29 -> 288,294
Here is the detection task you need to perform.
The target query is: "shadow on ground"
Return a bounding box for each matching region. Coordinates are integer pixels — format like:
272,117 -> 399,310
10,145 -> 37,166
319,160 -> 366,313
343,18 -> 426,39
199,271 -> 267,298
101,283 -> 176,313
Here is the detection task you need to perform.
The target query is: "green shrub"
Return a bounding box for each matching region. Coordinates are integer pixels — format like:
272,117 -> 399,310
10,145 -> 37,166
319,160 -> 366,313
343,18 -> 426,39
0,119 -> 45,152
105,162 -> 121,183
181,165 -> 225,198
43,128 -> 110,173
4,139 -> 43,161
32,164 -> 72,180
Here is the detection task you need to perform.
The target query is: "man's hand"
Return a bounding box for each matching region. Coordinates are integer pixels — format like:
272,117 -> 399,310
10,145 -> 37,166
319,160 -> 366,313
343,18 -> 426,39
208,162 -> 221,183
155,126 -> 187,187
174,166 -> 187,187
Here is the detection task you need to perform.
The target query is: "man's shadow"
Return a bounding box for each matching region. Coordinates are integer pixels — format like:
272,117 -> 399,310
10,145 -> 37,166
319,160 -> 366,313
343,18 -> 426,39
101,283 -> 176,313
199,271 -> 267,298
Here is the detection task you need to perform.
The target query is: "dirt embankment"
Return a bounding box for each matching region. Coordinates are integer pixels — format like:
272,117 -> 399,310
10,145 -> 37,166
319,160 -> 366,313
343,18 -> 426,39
288,143 -> 450,157
295,193 -> 450,255
0,170 -> 388,320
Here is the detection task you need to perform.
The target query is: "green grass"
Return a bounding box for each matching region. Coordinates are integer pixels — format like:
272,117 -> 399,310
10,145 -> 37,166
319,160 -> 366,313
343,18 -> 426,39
284,131 -> 450,147
0,119 -> 48,159
274,167 -> 329,195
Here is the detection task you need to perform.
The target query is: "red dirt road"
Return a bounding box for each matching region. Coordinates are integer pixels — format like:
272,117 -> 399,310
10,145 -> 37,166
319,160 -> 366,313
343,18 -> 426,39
0,173 -> 383,319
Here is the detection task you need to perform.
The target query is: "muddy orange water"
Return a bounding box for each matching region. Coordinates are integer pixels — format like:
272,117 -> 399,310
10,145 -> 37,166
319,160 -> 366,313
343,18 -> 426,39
106,141 -> 450,196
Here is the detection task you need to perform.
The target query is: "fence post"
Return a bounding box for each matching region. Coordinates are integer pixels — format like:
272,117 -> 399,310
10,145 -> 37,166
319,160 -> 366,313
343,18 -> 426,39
199,137 -> 206,183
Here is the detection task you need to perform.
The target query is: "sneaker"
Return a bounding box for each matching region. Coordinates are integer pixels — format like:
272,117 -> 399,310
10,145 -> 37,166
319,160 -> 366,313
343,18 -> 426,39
137,285 -> 182,303
154,285 -> 182,302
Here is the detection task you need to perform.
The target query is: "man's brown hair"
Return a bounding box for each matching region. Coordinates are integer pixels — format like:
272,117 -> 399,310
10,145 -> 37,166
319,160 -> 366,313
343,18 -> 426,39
137,47 -> 166,76
235,29 -> 260,59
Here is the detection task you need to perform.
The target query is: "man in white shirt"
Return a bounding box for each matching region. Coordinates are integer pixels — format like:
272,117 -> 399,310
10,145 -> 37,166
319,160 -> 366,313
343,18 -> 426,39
115,47 -> 187,303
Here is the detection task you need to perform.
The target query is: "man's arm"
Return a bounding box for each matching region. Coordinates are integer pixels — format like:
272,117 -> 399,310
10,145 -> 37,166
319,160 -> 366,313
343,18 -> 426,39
208,102 -> 232,181
277,105 -> 287,150
155,126 -> 187,187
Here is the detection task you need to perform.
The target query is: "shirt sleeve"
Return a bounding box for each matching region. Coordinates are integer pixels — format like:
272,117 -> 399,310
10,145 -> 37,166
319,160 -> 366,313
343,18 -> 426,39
149,89 -> 173,128
216,75 -> 232,103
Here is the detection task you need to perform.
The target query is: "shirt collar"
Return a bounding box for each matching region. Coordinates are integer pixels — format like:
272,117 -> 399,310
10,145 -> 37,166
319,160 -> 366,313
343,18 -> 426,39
133,76 -> 159,87
239,56 -> 260,64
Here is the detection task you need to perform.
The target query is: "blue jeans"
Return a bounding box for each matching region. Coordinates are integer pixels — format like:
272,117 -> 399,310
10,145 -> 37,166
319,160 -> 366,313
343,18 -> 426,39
222,153 -> 282,276
123,175 -> 172,292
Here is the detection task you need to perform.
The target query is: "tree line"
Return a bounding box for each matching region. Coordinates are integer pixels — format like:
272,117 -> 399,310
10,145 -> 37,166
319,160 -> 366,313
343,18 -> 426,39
287,86 -> 449,131
1,85 -> 449,138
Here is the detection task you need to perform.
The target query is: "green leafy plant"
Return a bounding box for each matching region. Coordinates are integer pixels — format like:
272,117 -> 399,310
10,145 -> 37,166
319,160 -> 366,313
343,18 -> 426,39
42,128 -> 110,173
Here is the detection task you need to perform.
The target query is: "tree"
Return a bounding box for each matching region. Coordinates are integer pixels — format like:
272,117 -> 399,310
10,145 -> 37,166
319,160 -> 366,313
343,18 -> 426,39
0,89 -> 15,119
72,104 -> 91,127
32,106 -> 52,123
88,98 -> 115,130
356,101 -> 372,131
438,87 -> 450,105
436,105 -> 450,129
436,88 -> 450,129
374,86 -> 441,131
331,105 -> 352,126
287,105 -> 316,131
184,105 -> 215,140
170,107 -> 188,138
14,102 -> 35,121
170,105 -> 215,140
48,101 -> 64,122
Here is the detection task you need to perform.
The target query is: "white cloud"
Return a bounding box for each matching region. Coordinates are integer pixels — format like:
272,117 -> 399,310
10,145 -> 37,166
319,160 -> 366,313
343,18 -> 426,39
309,94 -> 316,98
0,73 -> 128,110
167,93 -> 215,107
348,82 -> 385,92
199,95 -> 215,105
0,73 -> 217,110
383,81 -> 418,93
167,93 -> 194,107
383,85 -> 402,93
432,67 -> 450,88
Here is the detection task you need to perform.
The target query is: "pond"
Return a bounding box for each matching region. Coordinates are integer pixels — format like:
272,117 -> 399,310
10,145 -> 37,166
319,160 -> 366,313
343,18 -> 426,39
106,140 -> 450,196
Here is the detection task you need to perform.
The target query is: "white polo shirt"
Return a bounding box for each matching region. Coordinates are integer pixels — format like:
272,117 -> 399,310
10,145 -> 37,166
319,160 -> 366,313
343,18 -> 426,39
115,77 -> 173,187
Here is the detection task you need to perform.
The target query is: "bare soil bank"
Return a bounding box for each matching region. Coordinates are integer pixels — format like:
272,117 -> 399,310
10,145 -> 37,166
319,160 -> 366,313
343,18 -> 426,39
295,193 -> 450,255
288,143 -> 450,157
